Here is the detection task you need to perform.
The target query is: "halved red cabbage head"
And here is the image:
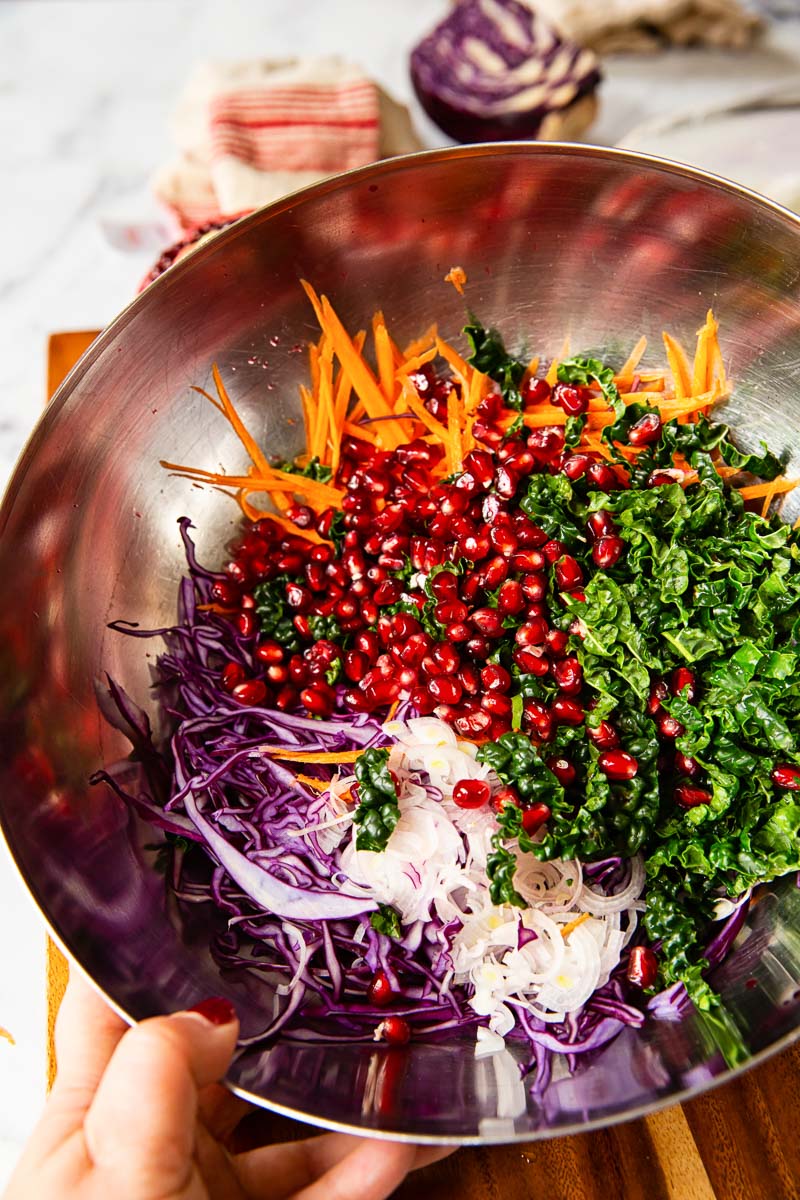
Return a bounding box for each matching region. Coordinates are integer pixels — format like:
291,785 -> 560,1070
410,0 -> 601,143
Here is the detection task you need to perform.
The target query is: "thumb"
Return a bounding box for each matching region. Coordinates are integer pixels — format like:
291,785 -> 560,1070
83,997 -> 238,1196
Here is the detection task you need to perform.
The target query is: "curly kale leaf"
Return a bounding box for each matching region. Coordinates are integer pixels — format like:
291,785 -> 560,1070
352,747 -> 400,852
463,322 -> 526,410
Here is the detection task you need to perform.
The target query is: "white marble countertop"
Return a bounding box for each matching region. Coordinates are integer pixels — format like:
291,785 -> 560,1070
2,0 -> 800,1184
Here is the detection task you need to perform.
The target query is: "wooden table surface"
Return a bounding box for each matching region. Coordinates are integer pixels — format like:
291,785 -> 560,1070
44,331 -> 800,1200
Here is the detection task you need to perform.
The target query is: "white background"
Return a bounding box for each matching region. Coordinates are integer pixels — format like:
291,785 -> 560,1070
2,0 -> 800,1185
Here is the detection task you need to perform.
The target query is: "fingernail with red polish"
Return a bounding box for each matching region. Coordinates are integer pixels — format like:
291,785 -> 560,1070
188,996 -> 237,1026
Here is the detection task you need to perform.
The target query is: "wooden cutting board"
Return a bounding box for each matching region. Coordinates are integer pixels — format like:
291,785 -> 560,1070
44,331 -> 800,1200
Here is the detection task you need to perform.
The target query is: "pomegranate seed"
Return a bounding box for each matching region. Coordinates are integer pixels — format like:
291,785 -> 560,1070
454,709 -> 493,737
675,751 -> 700,777
648,470 -> 678,488
481,555 -> 509,590
553,382 -> 588,416
364,677 -> 401,705
771,764 -> 800,789
628,412 -> 663,446
409,686 -> 437,714
459,532 -> 491,560
470,608 -> 504,638
267,664 -> 288,685
547,756 -> 576,786
288,655 -> 309,684
335,595 -> 360,621
459,665 -> 481,695
495,579 -> 525,615
552,697 -> 584,725
503,447 -> 535,475
433,643 -> 461,674
492,785 -> 520,812
481,693 -> 512,718
285,583 -> 311,612
546,628 -> 569,657
220,662 -> 246,692
514,647 -> 551,675
627,946 -> 658,989
446,621 -> 472,643
210,578 -> 240,606
435,599 -> 468,624
586,510 -> 617,539
647,679 -> 669,715
361,600 -> 378,626
373,580 -> 402,606
355,631 -> 380,659
524,700 -> 554,741
592,535 -> 625,569
587,721 -> 620,750
494,465 -> 520,498
462,449 -> 495,488
490,525 -> 518,556
543,539 -> 566,564
452,778 -> 491,808
430,571 -> 459,599
428,676 -> 462,704
232,679 -> 268,706
344,650 -> 370,683
561,453 -> 591,481
658,712 -> 685,739
513,514 -> 548,547
481,664 -> 512,692
527,425 -> 564,464
522,377 -> 551,405
552,655 -> 582,694
586,462 -> 619,491
368,970 -> 394,1008
391,613 -> 420,640
522,802 -> 551,834
301,682 -> 336,716
512,548 -> 546,573
554,556 -> 583,591
670,667 -> 697,702
675,783 -> 711,808
277,552 -> 306,574
598,750 -> 638,780
466,635 -> 491,660
234,611 -> 255,638
515,617 -> 549,646
520,572 -> 547,602
377,1016 -> 410,1045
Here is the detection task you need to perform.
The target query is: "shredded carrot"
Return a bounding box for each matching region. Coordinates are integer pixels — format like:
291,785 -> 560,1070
404,388 -> 453,443
662,332 -> 692,403
444,265 -> 467,295
396,347 -> 438,378
259,746 -> 364,764
523,355 -> 540,384
435,335 -> 470,382
0,1026 -> 14,1046
560,912 -> 591,940
618,335 -> 647,379
446,383 -> 462,476
761,479 -> 780,517
738,478 -> 800,500
545,335 -> 571,387
295,773 -> 330,791
386,701 -> 400,722
403,324 -> 438,359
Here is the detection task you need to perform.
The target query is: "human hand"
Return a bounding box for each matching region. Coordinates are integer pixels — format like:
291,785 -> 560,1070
5,972 -> 453,1200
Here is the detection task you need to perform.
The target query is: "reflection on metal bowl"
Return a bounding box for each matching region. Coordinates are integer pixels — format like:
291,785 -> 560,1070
2,144 -> 800,1143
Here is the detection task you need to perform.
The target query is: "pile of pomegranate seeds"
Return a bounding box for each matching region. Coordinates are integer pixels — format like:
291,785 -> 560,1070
213,367 -> 635,752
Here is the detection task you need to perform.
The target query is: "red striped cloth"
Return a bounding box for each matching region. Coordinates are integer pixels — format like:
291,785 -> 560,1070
153,60 -> 387,231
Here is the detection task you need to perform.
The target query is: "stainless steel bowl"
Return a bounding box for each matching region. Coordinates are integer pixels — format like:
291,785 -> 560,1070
3,144 -> 800,1144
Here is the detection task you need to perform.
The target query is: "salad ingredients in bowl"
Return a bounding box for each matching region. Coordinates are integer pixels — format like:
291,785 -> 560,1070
95,278 -> 800,1082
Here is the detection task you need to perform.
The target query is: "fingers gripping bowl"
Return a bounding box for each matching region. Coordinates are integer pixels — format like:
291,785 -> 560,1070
3,145 -> 800,1142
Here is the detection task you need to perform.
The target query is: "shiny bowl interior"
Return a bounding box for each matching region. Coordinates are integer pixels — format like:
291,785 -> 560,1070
3,144 -> 800,1143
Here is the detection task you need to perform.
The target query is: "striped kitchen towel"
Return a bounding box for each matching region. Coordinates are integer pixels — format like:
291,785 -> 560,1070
153,58 -> 422,230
